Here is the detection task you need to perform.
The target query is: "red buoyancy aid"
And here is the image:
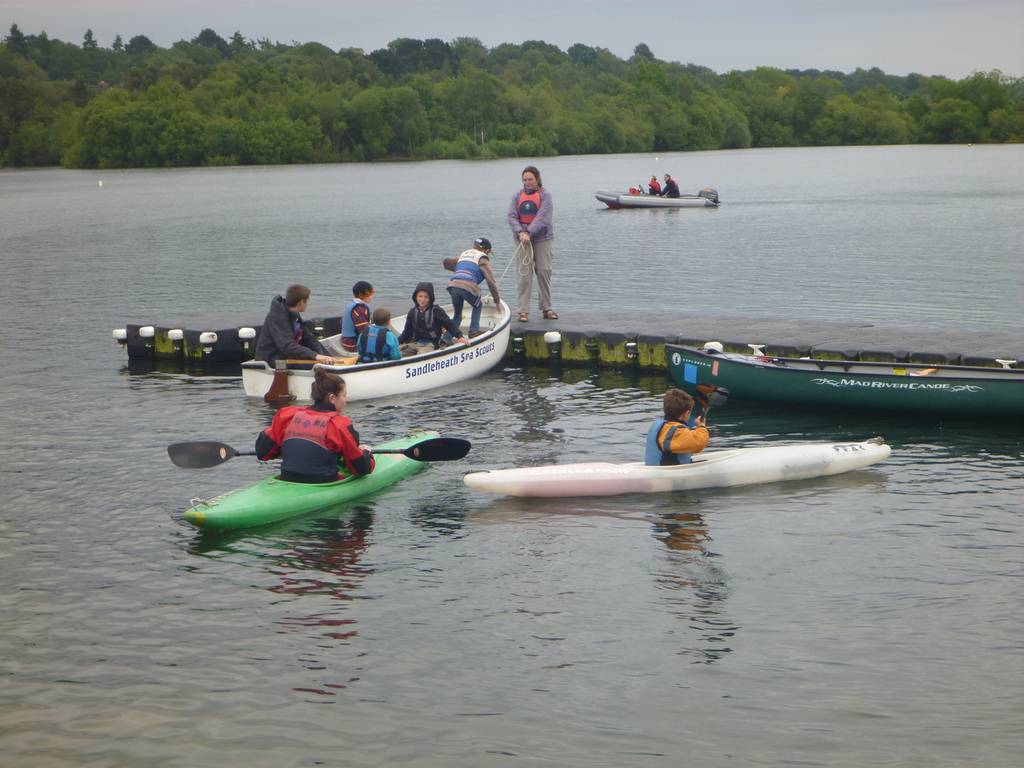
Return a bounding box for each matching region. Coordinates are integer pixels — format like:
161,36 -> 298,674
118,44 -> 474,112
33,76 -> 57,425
517,189 -> 542,225
263,406 -> 357,481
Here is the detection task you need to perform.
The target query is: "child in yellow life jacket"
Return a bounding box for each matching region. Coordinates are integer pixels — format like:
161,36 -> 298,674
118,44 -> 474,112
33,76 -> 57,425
644,388 -> 709,466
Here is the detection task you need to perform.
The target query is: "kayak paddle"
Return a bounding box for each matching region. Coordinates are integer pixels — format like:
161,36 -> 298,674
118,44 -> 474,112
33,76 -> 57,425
695,383 -> 729,421
168,437 -> 471,469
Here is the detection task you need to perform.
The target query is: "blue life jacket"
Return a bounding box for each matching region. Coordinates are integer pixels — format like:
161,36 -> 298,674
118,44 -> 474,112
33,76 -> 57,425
452,249 -> 486,285
358,325 -> 393,362
644,418 -> 692,466
341,300 -> 364,340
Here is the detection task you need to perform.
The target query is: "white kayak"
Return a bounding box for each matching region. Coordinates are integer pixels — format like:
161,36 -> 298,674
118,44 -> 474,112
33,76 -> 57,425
463,438 -> 890,498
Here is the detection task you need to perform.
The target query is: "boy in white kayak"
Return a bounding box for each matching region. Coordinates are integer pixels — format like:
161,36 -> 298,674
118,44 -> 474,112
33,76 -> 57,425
644,388 -> 709,465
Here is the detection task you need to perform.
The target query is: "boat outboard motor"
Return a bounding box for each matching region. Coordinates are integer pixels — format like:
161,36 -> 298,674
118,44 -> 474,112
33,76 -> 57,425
698,188 -> 719,204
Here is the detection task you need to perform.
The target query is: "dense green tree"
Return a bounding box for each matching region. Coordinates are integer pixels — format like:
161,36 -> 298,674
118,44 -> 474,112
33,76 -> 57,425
632,43 -> 655,62
192,28 -> 229,58
567,44 -> 597,67
987,106 -> 1024,141
126,35 -> 157,55
2,25 -> 1021,168
6,23 -> 28,55
228,31 -> 252,57
919,98 -> 983,142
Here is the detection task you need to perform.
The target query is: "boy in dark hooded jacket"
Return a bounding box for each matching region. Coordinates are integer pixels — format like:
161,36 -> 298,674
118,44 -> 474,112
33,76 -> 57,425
398,282 -> 466,354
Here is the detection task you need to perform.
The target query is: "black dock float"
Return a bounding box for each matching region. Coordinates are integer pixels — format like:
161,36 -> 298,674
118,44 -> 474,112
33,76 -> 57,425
114,310 -> 1023,371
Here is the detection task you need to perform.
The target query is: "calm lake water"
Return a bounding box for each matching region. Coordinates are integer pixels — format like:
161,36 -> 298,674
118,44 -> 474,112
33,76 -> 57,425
1,146 -> 1022,767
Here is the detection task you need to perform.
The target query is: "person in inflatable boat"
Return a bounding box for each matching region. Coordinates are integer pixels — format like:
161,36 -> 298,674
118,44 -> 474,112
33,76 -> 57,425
645,388 -> 709,466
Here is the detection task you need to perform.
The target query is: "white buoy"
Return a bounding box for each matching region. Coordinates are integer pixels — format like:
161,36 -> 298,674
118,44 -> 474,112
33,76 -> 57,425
238,327 -> 257,340
199,332 -> 218,346
168,329 -> 184,341
98,179 -> 103,188
139,326 -> 155,339
543,331 -> 562,359
703,341 -> 724,354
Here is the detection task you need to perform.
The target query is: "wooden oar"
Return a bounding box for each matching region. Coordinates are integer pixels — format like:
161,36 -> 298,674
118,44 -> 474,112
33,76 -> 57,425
168,437 -> 472,469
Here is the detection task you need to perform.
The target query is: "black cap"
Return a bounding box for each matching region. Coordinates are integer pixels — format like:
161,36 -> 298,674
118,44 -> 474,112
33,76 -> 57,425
474,237 -> 492,250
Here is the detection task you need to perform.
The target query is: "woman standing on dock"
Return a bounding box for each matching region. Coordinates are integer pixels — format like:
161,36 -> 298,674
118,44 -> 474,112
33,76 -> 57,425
508,165 -> 557,322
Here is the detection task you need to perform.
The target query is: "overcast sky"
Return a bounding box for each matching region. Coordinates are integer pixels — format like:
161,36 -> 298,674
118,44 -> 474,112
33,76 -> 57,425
6,0 -> 1023,79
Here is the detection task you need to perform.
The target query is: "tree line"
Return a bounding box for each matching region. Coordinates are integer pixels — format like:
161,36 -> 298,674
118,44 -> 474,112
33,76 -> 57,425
2,24 -> 1022,168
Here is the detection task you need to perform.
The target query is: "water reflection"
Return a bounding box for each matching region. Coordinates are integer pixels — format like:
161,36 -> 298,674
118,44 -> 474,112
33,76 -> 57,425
191,508 -> 373,610
653,510 -> 710,553
650,507 -> 737,664
469,495 -> 738,664
267,511 -> 373,637
190,506 -> 376,701
408,498 -> 467,537
502,369 -> 564,447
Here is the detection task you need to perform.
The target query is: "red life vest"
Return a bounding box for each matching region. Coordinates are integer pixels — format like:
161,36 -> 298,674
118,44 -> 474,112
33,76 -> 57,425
517,189 -> 542,225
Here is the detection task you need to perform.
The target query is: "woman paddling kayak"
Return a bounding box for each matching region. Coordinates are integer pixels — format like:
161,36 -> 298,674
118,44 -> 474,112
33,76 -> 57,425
255,368 -> 374,483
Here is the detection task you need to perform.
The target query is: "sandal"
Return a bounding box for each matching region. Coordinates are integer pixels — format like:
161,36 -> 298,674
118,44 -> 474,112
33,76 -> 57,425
543,310 -> 559,320
517,312 -> 529,322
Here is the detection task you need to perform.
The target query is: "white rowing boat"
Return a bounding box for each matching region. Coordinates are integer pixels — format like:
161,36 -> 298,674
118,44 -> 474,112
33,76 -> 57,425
463,437 -> 890,497
241,300 -> 511,402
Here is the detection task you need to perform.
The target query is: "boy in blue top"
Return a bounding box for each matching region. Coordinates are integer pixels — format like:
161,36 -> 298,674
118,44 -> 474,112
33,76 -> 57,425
442,237 -> 501,339
341,281 -> 374,354
644,388 -> 709,466
357,308 -> 402,363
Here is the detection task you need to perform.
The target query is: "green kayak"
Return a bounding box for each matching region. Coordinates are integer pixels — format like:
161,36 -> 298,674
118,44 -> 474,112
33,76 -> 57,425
183,431 -> 437,530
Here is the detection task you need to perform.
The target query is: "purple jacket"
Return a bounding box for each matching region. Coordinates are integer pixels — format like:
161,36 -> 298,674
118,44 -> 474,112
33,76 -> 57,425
507,186 -> 554,243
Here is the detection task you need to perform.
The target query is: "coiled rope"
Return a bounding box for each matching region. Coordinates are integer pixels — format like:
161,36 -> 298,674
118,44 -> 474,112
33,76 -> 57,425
499,239 -> 533,283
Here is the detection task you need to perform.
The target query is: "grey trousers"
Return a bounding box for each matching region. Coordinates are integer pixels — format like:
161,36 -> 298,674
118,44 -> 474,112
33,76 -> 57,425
516,237 -> 554,314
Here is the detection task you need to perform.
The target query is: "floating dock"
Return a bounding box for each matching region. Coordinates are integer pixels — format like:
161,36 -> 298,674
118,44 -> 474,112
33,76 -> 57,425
113,309 -> 1023,371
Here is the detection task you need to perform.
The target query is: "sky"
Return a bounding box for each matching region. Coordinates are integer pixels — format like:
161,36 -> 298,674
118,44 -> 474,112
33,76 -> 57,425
5,0 -> 1023,79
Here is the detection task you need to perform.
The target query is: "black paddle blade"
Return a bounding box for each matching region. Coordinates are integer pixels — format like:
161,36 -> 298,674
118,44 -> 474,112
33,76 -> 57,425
696,383 -> 730,408
373,437 -> 472,462
168,441 -> 241,468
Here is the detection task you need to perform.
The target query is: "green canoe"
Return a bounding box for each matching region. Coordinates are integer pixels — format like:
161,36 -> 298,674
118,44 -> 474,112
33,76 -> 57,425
183,431 -> 437,530
667,344 -> 1024,419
